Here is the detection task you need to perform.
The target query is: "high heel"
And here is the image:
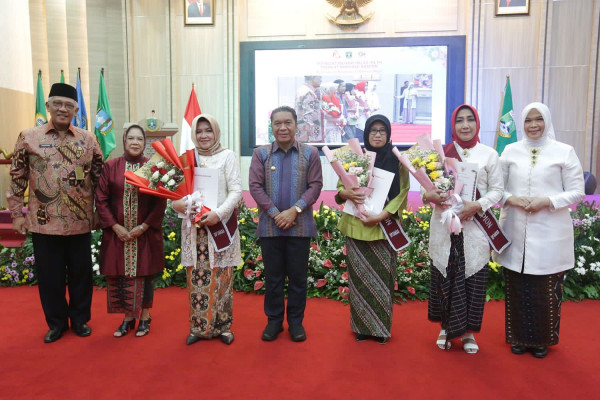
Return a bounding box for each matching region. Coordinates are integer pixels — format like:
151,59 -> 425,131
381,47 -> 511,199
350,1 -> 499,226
186,334 -> 201,345
135,317 -> 151,337
220,332 -> 234,345
114,319 -> 136,338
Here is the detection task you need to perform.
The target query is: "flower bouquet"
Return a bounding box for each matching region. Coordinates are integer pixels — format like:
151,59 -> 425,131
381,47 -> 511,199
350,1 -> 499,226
124,138 -> 195,201
322,138 -> 375,221
393,134 -> 464,234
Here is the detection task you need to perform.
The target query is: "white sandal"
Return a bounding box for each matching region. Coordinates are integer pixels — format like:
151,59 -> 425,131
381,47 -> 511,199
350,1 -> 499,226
461,333 -> 479,354
437,329 -> 451,350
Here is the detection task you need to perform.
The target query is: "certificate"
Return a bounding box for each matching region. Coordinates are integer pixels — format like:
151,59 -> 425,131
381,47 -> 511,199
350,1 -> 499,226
193,167 -> 219,209
344,167 -> 394,217
456,162 -> 478,202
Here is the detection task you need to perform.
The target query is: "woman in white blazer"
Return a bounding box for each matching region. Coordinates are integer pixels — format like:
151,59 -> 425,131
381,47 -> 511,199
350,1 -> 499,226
494,102 -> 585,358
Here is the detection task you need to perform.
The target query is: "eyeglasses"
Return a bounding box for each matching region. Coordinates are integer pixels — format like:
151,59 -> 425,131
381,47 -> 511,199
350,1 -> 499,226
50,101 -> 76,111
369,129 -> 386,137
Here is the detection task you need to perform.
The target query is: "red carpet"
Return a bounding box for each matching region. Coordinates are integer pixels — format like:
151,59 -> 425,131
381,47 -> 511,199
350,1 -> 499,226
1,286 -> 598,399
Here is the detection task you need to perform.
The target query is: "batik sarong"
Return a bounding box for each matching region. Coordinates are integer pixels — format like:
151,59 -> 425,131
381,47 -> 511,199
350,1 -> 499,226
428,233 -> 488,340
347,238 -> 396,338
106,275 -> 154,318
504,268 -> 564,347
187,227 -> 234,338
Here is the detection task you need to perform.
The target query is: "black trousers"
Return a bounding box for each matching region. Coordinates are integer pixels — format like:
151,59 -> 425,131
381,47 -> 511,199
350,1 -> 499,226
32,233 -> 93,331
260,237 -> 310,326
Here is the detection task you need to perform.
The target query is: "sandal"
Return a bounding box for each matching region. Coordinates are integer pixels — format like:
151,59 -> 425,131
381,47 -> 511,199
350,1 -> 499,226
135,317 -> 151,337
114,319 -> 135,338
461,333 -> 479,354
437,329 -> 451,350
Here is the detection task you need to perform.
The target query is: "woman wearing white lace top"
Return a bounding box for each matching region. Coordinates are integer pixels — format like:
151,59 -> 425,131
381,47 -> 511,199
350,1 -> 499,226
172,114 -> 242,346
494,103 -> 585,358
424,105 -> 503,354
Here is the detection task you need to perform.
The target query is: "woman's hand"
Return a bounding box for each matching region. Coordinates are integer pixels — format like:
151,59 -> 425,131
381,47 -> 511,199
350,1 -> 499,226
172,199 -> 186,214
458,200 -> 482,222
339,187 -> 366,204
423,189 -> 448,206
360,210 -> 390,227
112,224 -> 131,242
129,223 -> 148,240
198,210 -> 220,227
524,197 -> 551,213
505,196 -> 531,209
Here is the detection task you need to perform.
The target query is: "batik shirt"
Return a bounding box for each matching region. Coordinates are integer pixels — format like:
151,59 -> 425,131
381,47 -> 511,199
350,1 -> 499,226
6,121 -> 104,235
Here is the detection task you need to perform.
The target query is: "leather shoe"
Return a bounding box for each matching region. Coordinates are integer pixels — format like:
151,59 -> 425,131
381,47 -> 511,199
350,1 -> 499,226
186,334 -> 201,345
531,346 -> 548,358
72,323 -> 92,337
511,345 -> 527,355
220,332 -> 234,345
44,328 -> 66,343
261,322 -> 283,341
289,324 -> 306,342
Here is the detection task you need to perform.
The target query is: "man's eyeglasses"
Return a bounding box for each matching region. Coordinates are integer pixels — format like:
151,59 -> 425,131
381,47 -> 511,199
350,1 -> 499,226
369,129 -> 386,137
50,101 -> 76,111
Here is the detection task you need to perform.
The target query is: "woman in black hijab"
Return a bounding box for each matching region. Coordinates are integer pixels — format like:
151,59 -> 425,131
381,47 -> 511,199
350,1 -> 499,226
335,114 -> 410,344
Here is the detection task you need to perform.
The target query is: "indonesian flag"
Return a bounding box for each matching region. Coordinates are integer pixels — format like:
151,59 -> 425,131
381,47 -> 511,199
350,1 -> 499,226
179,84 -> 202,154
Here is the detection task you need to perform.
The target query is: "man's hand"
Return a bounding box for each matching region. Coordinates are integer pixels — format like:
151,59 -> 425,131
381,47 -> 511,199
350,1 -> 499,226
274,208 -> 298,230
12,216 -> 27,235
112,224 -> 131,242
128,223 -> 148,240
198,211 -> 220,227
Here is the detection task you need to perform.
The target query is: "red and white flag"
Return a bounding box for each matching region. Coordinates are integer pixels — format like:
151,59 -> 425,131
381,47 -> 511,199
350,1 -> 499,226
179,84 -> 202,154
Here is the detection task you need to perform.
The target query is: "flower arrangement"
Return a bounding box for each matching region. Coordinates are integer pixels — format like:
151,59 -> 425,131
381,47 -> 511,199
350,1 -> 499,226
3,200 -> 600,302
142,159 -> 184,191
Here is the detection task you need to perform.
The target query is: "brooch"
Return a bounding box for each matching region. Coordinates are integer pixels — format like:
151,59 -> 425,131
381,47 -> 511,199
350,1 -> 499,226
530,148 -> 540,167
462,148 -> 470,158
270,166 -> 276,171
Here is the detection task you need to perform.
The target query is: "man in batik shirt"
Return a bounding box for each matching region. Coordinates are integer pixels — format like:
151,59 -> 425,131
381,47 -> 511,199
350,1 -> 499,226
7,83 -> 104,343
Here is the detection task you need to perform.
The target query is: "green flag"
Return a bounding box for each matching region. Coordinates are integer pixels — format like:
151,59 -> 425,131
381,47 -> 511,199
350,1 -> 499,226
60,70 -> 65,83
495,76 -> 517,155
35,70 -> 47,126
94,69 -> 116,159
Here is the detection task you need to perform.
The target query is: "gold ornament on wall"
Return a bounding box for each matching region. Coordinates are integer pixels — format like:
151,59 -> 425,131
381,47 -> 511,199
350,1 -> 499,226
326,0 -> 374,30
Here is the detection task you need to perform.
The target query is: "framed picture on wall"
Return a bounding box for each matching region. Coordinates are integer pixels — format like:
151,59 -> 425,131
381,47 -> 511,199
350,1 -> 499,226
495,0 -> 529,16
185,0 -> 214,25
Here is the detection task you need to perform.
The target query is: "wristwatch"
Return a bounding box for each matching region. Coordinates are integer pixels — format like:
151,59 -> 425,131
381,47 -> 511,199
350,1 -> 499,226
294,205 -> 303,213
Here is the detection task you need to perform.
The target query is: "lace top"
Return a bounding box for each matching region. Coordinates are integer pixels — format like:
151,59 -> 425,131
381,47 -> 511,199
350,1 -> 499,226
180,149 -> 243,269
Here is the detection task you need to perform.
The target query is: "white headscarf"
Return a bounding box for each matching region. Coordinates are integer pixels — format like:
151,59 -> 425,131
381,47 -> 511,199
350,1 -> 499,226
520,102 -> 555,148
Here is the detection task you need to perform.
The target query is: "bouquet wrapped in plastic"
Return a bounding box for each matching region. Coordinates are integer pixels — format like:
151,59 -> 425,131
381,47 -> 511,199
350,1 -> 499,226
124,138 -> 195,201
393,134 -> 464,234
322,138 -> 375,221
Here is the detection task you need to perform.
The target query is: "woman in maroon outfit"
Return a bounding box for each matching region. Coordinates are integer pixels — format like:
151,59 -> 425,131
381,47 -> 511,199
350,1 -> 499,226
95,124 -> 167,337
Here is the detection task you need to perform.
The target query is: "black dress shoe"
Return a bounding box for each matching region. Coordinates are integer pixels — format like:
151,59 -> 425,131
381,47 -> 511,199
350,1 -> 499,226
136,317 -> 151,337
261,322 -> 283,341
72,323 -> 92,337
355,334 -> 370,342
44,328 -> 66,343
511,345 -> 527,355
289,324 -> 306,342
186,334 -> 201,345
531,346 -> 548,358
220,332 -> 234,345
114,319 -> 136,338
